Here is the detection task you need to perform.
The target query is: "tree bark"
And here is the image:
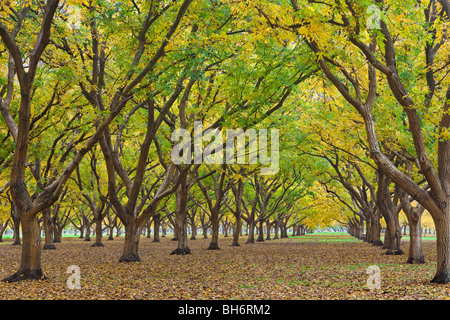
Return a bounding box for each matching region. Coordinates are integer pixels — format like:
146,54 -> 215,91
207,209 -> 220,250
247,220 -> 256,243
119,220 -> 141,262
42,208 -> 55,250
10,202 -> 21,245
153,213 -> 161,242
256,220 -> 264,242
91,216 -> 104,247
3,215 -> 45,282
171,174 -> 191,255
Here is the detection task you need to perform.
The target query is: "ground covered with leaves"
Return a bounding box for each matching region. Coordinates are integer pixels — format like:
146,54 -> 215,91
0,233 -> 448,300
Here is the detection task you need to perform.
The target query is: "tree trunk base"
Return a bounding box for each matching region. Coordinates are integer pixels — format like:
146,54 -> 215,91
119,254 -> 141,262
152,239 -> 160,243
2,269 -> 47,282
207,242 -> 220,250
170,248 -> 191,255
230,242 -> 240,247
371,240 -> 383,247
406,256 -> 425,264
11,241 -> 21,246
431,271 -> 450,284
43,244 -> 56,250
190,236 -> 196,240
171,237 -> 178,241
385,249 -> 404,255
91,242 -> 104,247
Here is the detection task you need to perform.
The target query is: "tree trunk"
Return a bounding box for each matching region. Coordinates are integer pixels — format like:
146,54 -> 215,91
108,226 -> 114,240
369,214 -> 383,246
207,210 -> 220,250
273,220 -> 279,239
431,212 -> 450,283
153,213 -> 161,243
91,216 -> 104,247
190,220 -> 197,240
247,220 -> 256,243
407,214 -> 425,264
256,220 -> 264,242
171,177 -> 191,255
266,220 -> 272,240
11,204 -> 21,245
119,221 -> 140,262
231,214 -> 242,246
2,215 -> 45,282
42,208 -> 56,250
53,223 -> 63,243
83,219 -> 91,242
377,172 -> 403,255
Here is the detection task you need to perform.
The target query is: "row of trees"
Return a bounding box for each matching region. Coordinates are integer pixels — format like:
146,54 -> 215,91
1,0 -> 449,284
0,166 -> 311,249
0,0 -> 318,281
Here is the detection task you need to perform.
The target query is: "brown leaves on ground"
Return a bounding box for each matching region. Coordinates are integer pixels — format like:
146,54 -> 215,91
0,234 -> 448,299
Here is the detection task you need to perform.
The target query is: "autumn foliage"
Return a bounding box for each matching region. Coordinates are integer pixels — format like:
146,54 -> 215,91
1,0 -> 450,300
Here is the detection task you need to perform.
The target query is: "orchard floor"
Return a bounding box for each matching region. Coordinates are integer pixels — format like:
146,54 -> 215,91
0,232 -> 448,300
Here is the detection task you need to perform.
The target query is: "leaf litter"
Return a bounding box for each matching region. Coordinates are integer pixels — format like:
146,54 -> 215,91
0,234 -> 448,300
